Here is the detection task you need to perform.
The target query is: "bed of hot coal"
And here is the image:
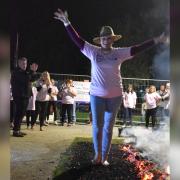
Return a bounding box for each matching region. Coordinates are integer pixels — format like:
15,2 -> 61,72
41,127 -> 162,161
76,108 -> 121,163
54,142 -> 169,180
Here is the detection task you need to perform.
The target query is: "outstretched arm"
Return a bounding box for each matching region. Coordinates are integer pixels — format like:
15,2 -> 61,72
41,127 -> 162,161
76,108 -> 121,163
54,9 -> 85,50
130,33 -> 168,56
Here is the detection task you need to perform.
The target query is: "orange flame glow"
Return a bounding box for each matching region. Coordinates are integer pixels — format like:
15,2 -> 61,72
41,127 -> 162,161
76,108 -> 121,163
121,144 -> 170,180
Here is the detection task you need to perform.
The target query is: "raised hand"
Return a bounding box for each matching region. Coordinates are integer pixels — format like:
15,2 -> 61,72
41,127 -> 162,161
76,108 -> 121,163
54,9 -> 69,24
154,32 -> 168,44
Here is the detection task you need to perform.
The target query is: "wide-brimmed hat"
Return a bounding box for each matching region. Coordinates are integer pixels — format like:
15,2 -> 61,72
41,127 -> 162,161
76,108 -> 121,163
93,26 -> 122,44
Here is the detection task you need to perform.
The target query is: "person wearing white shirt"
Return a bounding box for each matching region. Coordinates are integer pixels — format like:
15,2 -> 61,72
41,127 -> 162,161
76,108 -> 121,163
144,85 -> 161,128
60,79 -> 77,126
46,79 -> 59,125
36,71 -> 52,131
53,8 -> 167,166
26,83 -> 38,129
122,86 -> 137,126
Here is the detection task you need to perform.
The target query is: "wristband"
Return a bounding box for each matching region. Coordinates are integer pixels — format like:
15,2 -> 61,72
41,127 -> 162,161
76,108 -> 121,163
64,21 -> 71,27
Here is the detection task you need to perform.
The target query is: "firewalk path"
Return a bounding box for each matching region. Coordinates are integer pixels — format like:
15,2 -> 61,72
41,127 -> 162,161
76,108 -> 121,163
10,123 -> 120,180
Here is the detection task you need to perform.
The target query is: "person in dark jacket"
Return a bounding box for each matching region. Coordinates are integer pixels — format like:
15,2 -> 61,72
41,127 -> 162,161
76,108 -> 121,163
11,57 -> 38,137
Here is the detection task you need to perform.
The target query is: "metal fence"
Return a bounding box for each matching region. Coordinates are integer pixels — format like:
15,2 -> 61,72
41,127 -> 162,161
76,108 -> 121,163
37,72 -> 170,123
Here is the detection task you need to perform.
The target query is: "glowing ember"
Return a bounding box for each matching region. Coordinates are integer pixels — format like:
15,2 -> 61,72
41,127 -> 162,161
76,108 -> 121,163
142,172 -> 154,180
120,144 -> 170,180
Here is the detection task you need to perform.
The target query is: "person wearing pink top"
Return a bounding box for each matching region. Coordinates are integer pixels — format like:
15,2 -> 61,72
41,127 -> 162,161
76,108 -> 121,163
122,85 -> 137,126
59,79 -> 77,126
144,85 -> 161,129
53,9 -> 167,166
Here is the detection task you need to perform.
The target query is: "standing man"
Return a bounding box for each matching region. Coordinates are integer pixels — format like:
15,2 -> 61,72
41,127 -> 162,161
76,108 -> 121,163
11,57 -> 38,137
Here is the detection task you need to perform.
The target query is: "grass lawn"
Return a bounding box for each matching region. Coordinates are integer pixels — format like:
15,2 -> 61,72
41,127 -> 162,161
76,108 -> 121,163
76,111 -> 142,124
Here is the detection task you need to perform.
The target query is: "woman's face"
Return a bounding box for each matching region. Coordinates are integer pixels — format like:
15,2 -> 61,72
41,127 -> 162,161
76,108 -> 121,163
66,83 -> 71,88
160,85 -> 165,91
128,87 -> 132,91
100,35 -> 114,49
149,86 -> 155,93
42,73 -> 48,80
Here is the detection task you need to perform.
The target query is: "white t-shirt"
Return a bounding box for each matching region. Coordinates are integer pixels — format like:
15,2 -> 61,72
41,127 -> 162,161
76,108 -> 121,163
27,86 -> 38,110
36,84 -> 52,102
61,87 -> 77,104
81,42 -> 132,98
50,85 -> 59,101
144,92 -> 161,109
123,91 -> 137,108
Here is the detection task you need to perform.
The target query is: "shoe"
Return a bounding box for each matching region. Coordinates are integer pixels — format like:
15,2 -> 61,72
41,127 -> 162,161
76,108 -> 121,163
102,160 -> 110,166
40,127 -> 43,131
54,121 -> 58,125
31,126 -> 34,130
20,131 -> 27,135
67,123 -> 71,127
13,131 -> 24,137
43,122 -> 48,126
70,122 -> 75,126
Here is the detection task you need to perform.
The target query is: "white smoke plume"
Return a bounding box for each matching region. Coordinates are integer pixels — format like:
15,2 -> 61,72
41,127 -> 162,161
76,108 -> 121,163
150,0 -> 170,80
121,119 -> 170,167
152,44 -> 170,80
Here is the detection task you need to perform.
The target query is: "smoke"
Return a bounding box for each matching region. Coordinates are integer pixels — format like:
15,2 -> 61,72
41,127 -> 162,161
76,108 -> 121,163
151,43 -> 170,80
121,118 -> 170,167
170,143 -> 180,179
150,0 -> 169,21
149,0 -> 170,80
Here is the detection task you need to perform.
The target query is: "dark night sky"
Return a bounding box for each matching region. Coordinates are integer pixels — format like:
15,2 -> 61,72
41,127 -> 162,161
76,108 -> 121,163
13,0 -> 169,77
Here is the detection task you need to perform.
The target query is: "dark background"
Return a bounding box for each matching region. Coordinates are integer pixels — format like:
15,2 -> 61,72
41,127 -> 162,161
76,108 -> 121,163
11,0 -> 169,78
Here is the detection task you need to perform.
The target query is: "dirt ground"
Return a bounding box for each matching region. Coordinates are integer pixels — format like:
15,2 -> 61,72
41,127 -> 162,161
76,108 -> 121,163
10,123 -> 119,180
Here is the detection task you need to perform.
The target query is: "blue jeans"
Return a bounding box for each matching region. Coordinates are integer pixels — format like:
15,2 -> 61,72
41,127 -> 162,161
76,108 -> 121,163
90,95 -> 122,161
123,108 -> 133,125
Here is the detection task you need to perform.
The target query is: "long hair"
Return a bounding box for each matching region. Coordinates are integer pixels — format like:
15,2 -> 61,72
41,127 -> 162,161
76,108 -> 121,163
41,71 -> 52,86
126,85 -> 134,93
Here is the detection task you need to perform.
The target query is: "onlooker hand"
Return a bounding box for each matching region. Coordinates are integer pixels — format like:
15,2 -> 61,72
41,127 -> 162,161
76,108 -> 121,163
154,32 -> 168,44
